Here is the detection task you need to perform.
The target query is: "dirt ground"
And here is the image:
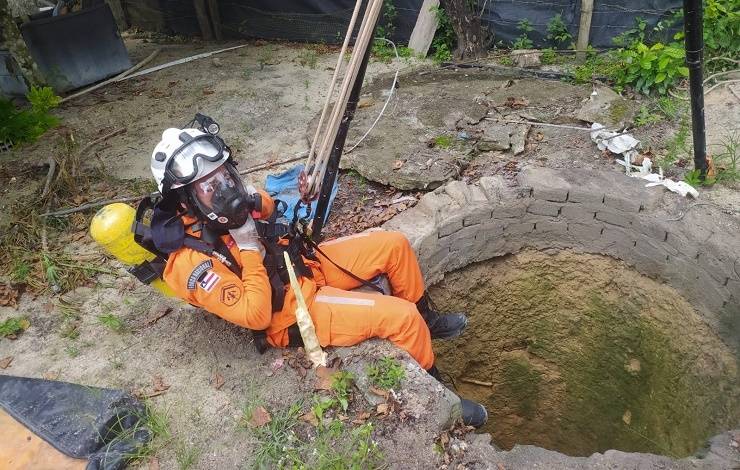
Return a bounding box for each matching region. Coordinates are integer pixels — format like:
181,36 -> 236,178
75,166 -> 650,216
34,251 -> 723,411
1,36 -> 739,469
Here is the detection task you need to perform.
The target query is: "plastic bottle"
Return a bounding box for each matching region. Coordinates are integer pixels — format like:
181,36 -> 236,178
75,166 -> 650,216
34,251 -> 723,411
90,203 -> 175,297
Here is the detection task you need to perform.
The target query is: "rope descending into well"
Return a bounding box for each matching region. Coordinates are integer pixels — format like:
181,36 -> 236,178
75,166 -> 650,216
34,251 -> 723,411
301,0 -> 384,202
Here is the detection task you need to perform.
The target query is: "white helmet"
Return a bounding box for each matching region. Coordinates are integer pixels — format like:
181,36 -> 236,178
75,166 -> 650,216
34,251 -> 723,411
150,128 -> 230,194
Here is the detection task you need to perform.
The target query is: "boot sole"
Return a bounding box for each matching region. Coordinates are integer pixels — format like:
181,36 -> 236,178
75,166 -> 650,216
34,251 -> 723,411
430,316 -> 468,340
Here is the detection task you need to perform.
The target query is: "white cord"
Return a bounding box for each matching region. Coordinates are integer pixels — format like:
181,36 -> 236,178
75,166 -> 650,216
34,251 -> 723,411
346,37 -> 401,154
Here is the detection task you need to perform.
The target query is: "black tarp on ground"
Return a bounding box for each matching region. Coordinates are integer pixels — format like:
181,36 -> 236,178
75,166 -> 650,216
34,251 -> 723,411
0,375 -> 150,470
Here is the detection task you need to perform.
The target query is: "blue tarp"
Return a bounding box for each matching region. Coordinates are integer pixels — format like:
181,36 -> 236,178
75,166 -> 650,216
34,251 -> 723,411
264,164 -> 339,223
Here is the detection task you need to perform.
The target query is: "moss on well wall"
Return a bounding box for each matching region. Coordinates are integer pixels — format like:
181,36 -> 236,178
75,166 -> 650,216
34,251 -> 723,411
431,250 -> 739,457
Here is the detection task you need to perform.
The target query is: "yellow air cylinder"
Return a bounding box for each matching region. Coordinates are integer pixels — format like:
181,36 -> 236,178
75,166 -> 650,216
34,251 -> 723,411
90,203 -> 175,297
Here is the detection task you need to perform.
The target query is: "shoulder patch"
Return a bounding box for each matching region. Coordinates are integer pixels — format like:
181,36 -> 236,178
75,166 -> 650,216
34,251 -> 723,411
199,271 -> 221,293
187,260 -> 213,290
220,283 -> 241,306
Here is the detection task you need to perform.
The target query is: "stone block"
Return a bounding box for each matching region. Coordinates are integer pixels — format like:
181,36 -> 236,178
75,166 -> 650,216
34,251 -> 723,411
444,180 -> 474,206
475,237 -> 508,263
636,234 -> 677,256
632,217 -> 668,242
683,268 -> 730,314
462,207 -> 492,227
568,187 -> 604,205
560,203 -> 597,223
438,217 -> 464,238
697,251 -> 739,284
604,194 -> 641,213
535,220 -> 568,234
665,232 -> 699,259
467,186 -> 489,204
631,239 -> 670,278
505,222 -> 535,236
450,226 -> 479,252
527,200 -> 561,217
491,202 -> 527,219
517,167 -> 570,202
476,220 -> 506,243
477,176 -> 508,203
416,191 -> 457,218
595,209 -> 634,228
568,222 -> 602,241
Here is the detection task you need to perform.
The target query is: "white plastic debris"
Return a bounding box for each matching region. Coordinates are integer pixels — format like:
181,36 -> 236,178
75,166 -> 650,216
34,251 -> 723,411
645,179 -> 699,198
626,157 -> 699,198
591,123 -> 641,174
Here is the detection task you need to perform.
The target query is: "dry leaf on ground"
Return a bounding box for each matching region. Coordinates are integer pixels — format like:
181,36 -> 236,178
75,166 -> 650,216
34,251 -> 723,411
314,366 -> 338,391
369,386 -> 389,399
376,403 -> 390,415
211,372 -> 225,390
148,457 -> 160,470
152,375 -> 170,392
393,160 -> 405,170
0,356 -> 13,369
250,406 -> 272,427
43,371 -> 59,380
0,283 -> 20,307
144,307 -> 173,326
301,412 -> 319,427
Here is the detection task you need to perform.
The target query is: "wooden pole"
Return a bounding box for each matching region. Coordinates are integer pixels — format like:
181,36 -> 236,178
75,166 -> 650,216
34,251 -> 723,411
576,0 -> 594,61
193,0 -> 214,41
106,0 -> 129,32
408,0 -> 440,56
206,0 -> 222,41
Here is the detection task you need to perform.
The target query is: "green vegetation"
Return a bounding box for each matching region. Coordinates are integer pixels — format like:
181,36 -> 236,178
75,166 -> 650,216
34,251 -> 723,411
612,41 -> 688,95
297,49 -> 318,69
0,316 -> 30,339
433,134 -> 453,149
661,115 -> 691,169
330,370 -> 354,412
175,441 -> 201,470
712,133 -> 740,184
98,312 -> 125,332
512,19 -> 534,49
430,5 -> 454,63
367,357 -> 405,389
0,86 -> 61,146
546,14 -> 572,48
241,397 -> 382,470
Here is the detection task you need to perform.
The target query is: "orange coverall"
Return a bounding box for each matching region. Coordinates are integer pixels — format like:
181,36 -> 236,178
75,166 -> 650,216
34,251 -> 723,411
162,191 -> 434,369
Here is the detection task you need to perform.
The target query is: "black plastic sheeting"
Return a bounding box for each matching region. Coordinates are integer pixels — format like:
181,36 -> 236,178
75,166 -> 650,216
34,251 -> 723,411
0,375 -> 150,470
482,0 -> 682,48
123,0 -> 682,48
20,3 -> 131,93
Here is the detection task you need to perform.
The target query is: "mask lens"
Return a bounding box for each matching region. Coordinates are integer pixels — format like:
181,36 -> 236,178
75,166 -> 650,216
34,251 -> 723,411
193,167 -> 238,210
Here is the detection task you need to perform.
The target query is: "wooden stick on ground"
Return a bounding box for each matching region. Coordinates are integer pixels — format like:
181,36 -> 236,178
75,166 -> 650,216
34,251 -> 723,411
460,378 -> 494,387
41,156 -> 56,199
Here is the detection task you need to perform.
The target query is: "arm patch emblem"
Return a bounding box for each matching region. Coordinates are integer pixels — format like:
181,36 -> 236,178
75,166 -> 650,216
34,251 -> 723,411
220,283 -> 241,306
187,260 -> 213,290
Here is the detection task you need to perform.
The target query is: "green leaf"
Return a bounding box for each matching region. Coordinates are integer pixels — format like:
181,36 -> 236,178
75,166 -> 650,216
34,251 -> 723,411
655,72 -> 667,83
678,66 -> 689,77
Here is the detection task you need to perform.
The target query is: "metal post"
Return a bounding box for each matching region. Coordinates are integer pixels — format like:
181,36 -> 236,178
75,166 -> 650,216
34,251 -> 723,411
311,21 -> 377,241
682,0 -> 707,177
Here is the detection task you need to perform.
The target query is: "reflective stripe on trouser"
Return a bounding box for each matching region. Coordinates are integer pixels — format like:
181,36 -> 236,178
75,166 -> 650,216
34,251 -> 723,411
316,230 -> 425,303
308,286 -> 434,369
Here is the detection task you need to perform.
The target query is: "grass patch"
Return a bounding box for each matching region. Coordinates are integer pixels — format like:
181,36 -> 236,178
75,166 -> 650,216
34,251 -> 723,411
297,49 -> 318,69
98,313 -> 126,332
175,440 -> 201,470
433,135 -> 453,149
367,357 -> 405,390
0,316 -> 30,339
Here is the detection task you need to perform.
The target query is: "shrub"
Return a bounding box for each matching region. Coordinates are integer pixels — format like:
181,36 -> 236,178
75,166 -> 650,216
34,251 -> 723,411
0,86 -> 61,146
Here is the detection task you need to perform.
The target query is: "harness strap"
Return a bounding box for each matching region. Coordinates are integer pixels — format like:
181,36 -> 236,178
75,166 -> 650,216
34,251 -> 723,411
303,236 -> 385,295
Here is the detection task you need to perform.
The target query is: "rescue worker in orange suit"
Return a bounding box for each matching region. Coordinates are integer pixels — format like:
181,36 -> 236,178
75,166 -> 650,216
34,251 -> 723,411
149,126 -> 487,427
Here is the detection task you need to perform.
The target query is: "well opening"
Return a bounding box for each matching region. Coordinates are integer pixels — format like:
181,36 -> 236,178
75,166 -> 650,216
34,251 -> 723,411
430,249 -> 739,458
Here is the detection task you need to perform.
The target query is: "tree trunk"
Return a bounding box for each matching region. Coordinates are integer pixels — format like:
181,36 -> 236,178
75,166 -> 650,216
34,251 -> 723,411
440,0 -> 488,60
0,0 -> 46,88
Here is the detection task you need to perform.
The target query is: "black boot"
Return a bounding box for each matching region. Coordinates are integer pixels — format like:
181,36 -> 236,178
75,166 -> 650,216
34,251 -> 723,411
426,365 -> 488,428
416,294 -> 467,340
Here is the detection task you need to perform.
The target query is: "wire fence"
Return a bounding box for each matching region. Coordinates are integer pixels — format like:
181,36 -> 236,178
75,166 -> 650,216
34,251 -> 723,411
117,0 -> 681,49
